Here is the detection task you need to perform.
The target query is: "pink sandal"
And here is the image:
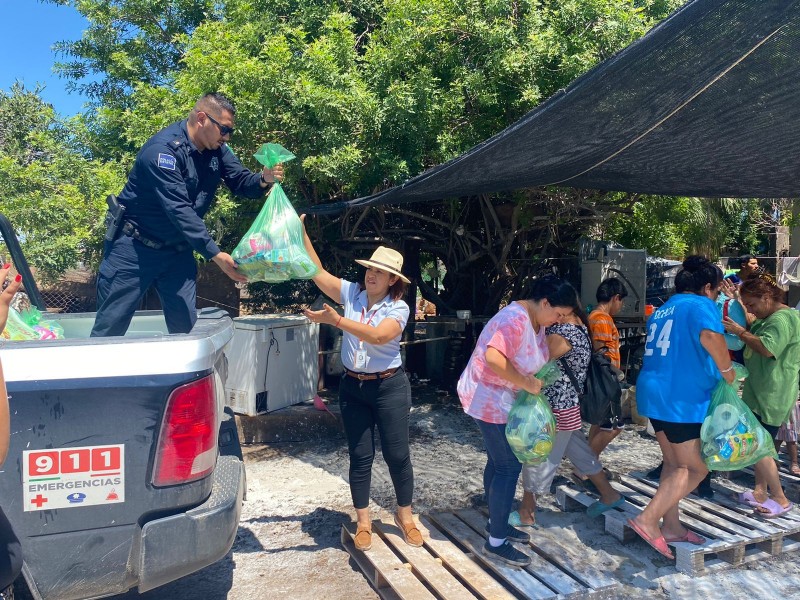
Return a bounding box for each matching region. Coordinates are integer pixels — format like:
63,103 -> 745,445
627,518 -> 674,559
663,530 -> 705,545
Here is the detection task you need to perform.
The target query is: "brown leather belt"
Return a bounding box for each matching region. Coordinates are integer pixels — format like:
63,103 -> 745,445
345,367 -> 399,381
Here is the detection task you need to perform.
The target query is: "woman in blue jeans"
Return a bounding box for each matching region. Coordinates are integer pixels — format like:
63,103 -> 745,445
457,276 -> 579,567
301,219 -> 421,553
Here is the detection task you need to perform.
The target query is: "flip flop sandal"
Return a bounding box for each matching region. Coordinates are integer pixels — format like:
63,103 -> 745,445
586,496 -> 626,518
508,510 -> 538,528
754,499 -> 794,519
663,530 -> 706,545
736,490 -> 762,507
627,518 -> 674,560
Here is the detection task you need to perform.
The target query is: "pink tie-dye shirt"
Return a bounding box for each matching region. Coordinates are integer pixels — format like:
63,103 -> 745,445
457,302 -> 549,424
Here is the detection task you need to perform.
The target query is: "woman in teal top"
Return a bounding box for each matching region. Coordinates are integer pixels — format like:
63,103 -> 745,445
723,273 -> 800,518
630,256 -> 734,559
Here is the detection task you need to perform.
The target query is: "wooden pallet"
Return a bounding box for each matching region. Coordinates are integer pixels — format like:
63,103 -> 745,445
341,508 -> 620,600
556,471 -> 800,576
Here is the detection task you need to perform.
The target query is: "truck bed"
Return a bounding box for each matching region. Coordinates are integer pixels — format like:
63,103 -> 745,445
0,308 -> 243,599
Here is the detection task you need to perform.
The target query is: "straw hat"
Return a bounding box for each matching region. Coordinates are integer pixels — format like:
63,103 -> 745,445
355,246 -> 410,283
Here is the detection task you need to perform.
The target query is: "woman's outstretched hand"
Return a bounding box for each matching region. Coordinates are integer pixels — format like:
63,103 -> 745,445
0,264 -> 22,335
303,303 -> 340,326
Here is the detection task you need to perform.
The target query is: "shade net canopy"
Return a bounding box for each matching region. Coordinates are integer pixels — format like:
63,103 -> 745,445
309,0 -> 800,215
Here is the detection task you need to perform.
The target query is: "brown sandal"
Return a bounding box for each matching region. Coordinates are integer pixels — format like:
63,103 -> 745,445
394,514 -> 424,547
354,524 -> 372,551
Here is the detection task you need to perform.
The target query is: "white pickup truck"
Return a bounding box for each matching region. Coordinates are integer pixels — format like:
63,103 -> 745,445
0,213 -> 245,600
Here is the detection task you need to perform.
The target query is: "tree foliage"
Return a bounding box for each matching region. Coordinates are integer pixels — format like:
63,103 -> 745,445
601,196 -> 778,260
19,0 -> 721,309
0,83 -> 125,280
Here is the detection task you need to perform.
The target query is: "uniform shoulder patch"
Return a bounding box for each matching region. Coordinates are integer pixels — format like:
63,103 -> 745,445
157,153 -> 177,171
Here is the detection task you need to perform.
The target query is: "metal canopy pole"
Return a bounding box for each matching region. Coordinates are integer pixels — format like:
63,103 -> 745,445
0,212 -> 47,311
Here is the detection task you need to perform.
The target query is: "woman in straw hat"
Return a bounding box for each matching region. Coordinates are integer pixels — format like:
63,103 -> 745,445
300,218 -> 422,552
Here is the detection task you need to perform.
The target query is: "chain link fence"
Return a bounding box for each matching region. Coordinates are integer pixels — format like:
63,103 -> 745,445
37,268 -> 97,313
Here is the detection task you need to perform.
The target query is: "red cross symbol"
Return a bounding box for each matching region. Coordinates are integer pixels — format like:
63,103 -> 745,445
31,494 -> 48,508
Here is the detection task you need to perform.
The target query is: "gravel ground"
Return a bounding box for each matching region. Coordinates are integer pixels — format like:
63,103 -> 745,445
77,383 -> 800,599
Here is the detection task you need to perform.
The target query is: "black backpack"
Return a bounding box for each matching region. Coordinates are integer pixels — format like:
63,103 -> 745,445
559,329 -> 623,426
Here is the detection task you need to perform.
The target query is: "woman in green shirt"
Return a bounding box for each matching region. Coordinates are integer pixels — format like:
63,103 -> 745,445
723,274 -> 800,517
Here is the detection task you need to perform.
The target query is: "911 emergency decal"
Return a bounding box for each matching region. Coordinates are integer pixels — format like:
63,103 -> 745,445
23,444 -> 125,511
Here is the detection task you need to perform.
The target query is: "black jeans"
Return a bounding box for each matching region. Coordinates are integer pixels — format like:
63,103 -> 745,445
340,369 -> 414,509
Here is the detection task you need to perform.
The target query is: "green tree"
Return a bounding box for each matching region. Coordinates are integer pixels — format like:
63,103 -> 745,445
38,0 -> 688,311
0,83 -> 125,280
603,197 -> 777,261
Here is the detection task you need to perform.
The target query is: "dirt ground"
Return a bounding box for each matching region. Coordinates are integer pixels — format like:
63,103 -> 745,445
97,382 -> 800,600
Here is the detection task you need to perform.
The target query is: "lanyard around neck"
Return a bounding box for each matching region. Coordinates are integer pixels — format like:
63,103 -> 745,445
361,306 -> 379,327
358,306 -> 380,345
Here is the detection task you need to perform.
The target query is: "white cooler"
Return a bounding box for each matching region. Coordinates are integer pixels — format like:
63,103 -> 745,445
224,314 -> 319,415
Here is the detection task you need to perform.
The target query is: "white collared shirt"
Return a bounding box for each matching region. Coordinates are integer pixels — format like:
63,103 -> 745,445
339,280 -> 409,372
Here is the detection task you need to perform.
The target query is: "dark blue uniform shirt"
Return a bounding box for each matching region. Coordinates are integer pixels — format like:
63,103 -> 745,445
117,120 -> 266,259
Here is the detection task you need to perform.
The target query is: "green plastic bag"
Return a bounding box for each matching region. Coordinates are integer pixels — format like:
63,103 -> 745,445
505,362 -> 559,465
701,364 -> 777,471
1,306 -> 40,341
253,143 -> 296,169
1,306 -> 65,341
22,306 -> 64,340
231,144 -> 318,283
534,361 -> 561,388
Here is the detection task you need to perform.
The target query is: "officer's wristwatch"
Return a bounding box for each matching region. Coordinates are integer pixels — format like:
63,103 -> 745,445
259,173 -> 269,186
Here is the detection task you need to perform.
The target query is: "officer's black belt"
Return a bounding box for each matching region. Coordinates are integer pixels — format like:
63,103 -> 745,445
121,221 -> 191,252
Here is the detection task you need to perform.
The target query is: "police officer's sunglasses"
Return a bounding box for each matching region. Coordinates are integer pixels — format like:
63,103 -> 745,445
204,113 -> 235,136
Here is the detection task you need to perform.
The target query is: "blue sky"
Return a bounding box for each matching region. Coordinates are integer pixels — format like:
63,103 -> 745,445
0,1 -> 92,116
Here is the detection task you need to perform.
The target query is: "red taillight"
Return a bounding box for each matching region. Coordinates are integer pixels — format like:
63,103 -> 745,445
153,375 -> 217,487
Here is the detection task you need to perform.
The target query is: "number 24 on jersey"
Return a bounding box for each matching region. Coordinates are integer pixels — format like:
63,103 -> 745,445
644,319 -> 673,357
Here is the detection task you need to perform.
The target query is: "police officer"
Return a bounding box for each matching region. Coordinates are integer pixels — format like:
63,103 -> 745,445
91,92 -> 284,337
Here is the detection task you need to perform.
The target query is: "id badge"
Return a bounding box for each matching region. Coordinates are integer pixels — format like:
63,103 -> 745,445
354,349 -> 367,369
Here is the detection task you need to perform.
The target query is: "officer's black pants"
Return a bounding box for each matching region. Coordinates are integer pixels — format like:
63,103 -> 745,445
339,368 -> 414,509
91,235 -> 197,337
